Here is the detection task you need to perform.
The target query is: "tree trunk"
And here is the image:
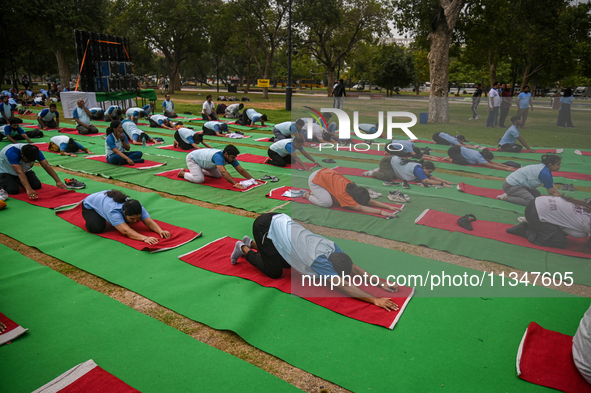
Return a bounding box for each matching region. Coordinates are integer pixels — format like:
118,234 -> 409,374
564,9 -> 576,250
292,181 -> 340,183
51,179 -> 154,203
489,61 -> 497,88
521,64 -> 532,91
245,61 -> 251,93
55,49 -> 71,91
414,80 -> 420,95
427,29 -> 452,123
326,68 -> 335,97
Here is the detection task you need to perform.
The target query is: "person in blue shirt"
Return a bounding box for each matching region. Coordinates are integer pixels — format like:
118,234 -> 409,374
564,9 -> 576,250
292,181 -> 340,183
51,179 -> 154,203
244,108 -> 268,126
162,94 -> 176,117
73,99 -> 99,134
272,119 -> 305,141
125,105 -> 151,124
230,212 -> 399,311
48,135 -> 92,157
25,88 -> 33,98
148,114 -> 175,130
0,95 -> 22,125
432,132 -> 471,147
104,105 -> 122,122
557,88 -> 575,128
1,119 -> 32,144
0,143 -> 67,197
498,155 -> 562,205
178,145 -> 254,189
88,107 -> 105,120
121,120 -> 162,145
37,104 -> 60,129
40,89 -> 50,99
497,116 -> 534,153
202,121 -> 229,136
371,156 -> 455,187
517,85 -> 534,127
82,189 -> 170,244
386,139 -> 423,158
444,146 -> 516,171
173,123 -> 212,150
265,137 -> 320,169
104,121 -> 144,165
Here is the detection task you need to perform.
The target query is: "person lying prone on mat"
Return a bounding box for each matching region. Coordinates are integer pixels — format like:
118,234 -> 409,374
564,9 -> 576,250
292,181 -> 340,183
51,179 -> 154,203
370,156 -> 455,187
121,120 -> 163,146
0,119 -> 32,144
506,196 -> 591,249
265,136 -> 321,170
82,190 -> 171,244
497,116 -> 534,153
431,132 -> 478,148
105,121 -> 144,165
148,114 -> 175,130
202,121 -> 229,137
304,167 -> 399,217
386,140 -> 424,158
499,155 -> 562,205
231,213 -> 400,311
573,303 -> 591,384
48,135 -> 93,157
0,143 -> 67,198
173,123 -> 212,150
178,145 -> 255,189
443,146 -> 516,171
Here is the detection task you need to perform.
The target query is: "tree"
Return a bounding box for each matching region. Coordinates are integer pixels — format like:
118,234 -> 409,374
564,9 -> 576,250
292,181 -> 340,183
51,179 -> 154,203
371,44 -> 415,96
409,45 -> 430,95
296,0 -> 389,96
112,0 -> 211,93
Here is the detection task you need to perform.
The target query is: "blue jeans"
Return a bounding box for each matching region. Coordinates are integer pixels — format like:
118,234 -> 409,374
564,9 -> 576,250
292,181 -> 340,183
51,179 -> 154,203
107,151 -> 143,165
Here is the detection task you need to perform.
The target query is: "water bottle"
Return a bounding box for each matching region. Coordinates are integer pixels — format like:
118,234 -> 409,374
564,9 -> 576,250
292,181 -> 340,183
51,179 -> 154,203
142,134 -> 146,149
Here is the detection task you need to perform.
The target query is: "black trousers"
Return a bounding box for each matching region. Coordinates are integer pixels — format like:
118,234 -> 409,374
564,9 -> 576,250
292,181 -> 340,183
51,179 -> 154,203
267,149 -> 293,167
38,119 -> 57,129
499,104 -> 511,127
500,143 -> 522,152
432,132 -> 451,145
174,131 -> 194,150
447,146 -> 468,165
245,213 -> 290,279
0,170 -> 41,194
148,119 -> 160,128
523,200 -> 568,248
201,125 -> 218,135
82,205 -> 107,234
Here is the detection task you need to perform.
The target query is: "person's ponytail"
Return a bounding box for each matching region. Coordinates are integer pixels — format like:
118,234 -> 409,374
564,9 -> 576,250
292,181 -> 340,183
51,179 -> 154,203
105,190 -> 128,203
105,190 -> 142,216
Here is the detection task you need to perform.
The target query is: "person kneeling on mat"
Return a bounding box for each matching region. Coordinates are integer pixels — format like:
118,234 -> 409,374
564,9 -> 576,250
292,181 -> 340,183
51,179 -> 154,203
122,119 -> 163,146
48,135 -> 93,157
1,119 -> 32,144
506,196 -> 591,249
0,143 -> 67,198
82,190 -> 171,244
202,121 -> 229,137
432,132 -> 477,148
105,121 -> 144,165
498,155 -> 562,205
231,213 -> 400,311
178,145 -> 254,189
125,106 -> 151,124
370,156 -> 455,189
265,137 -> 320,170
386,140 -> 424,158
173,123 -> 212,150
272,119 -> 305,141
244,108 -> 268,126
148,114 -> 175,130
443,146 -> 515,171
304,167 -> 399,217
498,116 -> 534,153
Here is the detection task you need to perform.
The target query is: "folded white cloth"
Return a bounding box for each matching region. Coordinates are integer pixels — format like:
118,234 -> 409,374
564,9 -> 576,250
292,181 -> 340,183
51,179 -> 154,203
239,178 -> 258,187
282,189 -> 306,198
228,133 -> 246,138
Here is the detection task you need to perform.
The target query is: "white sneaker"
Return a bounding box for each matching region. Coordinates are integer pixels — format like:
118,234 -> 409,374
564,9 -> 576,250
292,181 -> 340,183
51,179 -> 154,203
362,170 -> 374,177
388,190 -> 410,203
476,115 -> 480,120
231,241 -> 245,265
0,188 -> 7,202
517,217 -> 527,223
496,193 -> 508,201
468,117 -> 474,120
368,189 -> 382,199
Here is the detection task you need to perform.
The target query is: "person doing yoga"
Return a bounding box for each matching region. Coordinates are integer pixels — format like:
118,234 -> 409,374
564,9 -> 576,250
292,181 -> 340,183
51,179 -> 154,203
432,132 -> 477,148
48,135 -> 92,157
369,156 -> 455,188
443,146 -> 515,171
497,116 -> 534,153
265,137 -> 320,169
82,190 -> 171,244
173,124 -> 212,150
498,155 -> 562,205
507,196 -> 591,249
230,212 -> 400,311
104,121 -> 144,165
386,140 -> 423,158
121,120 -> 162,146
304,167 -> 399,217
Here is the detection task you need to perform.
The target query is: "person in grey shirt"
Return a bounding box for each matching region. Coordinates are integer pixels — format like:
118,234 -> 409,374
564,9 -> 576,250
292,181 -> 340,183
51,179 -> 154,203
574,304 -> 591,384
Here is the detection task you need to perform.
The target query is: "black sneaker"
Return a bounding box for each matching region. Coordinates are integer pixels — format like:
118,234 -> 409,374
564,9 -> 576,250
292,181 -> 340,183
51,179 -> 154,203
64,178 -> 86,189
402,180 -> 410,189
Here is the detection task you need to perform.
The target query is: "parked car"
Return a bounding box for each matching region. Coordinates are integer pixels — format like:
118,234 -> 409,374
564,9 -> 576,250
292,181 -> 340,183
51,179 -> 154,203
352,84 -> 364,90
574,86 -> 591,98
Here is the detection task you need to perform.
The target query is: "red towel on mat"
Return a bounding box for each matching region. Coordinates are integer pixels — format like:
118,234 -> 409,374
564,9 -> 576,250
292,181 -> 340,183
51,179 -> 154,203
9,183 -> 88,208
415,209 -> 591,258
237,153 -> 315,169
56,204 -> 201,253
266,186 -> 403,217
85,155 -> 167,169
156,144 -> 196,152
0,312 -> 28,346
575,150 -> 591,157
154,169 -> 266,192
517,322 -> 591,393
58,128 -> 106,137
457,182 -> 504,199
179,236 -> 415,329
33,359 -> 140,393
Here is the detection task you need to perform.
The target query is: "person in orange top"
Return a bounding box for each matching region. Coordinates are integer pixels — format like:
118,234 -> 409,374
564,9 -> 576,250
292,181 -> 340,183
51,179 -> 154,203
303,167 -> 399,217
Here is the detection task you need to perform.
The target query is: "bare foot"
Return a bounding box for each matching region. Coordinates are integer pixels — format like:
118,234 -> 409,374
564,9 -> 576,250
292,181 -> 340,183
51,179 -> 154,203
263,158 -> 270,164
178,169 -> 186,178
173,140 -> 179,148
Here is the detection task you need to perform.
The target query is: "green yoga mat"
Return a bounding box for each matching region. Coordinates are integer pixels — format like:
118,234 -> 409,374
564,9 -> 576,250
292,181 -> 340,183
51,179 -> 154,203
0,245 -> 299,393
0,175 -> 589,392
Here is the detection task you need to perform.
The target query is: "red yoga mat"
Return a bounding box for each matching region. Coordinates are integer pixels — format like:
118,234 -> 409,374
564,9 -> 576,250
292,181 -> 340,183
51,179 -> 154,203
266,186 -> 403,217
156,144 -> 196,152
490,147 -> 562,153
0,312 -> 28,346
415,208 -> 591,258
330,166 -> 421,185
154,168 -> 267,192
33,359 -> 140,393
58,128 -> 106,137
9,183 -> 88,208
85,155 -> 167,169
457,182 -> 504,199
575,150 -> 591,157
56,203 -> 201,253
517,322 -> 591,393
238,153 -> 315,169
254,137 -> 274,142
179,236 -> 415,329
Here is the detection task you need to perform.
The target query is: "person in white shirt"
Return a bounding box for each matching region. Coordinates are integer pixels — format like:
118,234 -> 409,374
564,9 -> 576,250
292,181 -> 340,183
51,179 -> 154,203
230,213 -> 400,311
224,103 -> 244,118
162,94 -> 176,117
486,82 -> 501,128
73,99 -> 99,134
173,123 -> 212,150
202,95 -> 217,121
